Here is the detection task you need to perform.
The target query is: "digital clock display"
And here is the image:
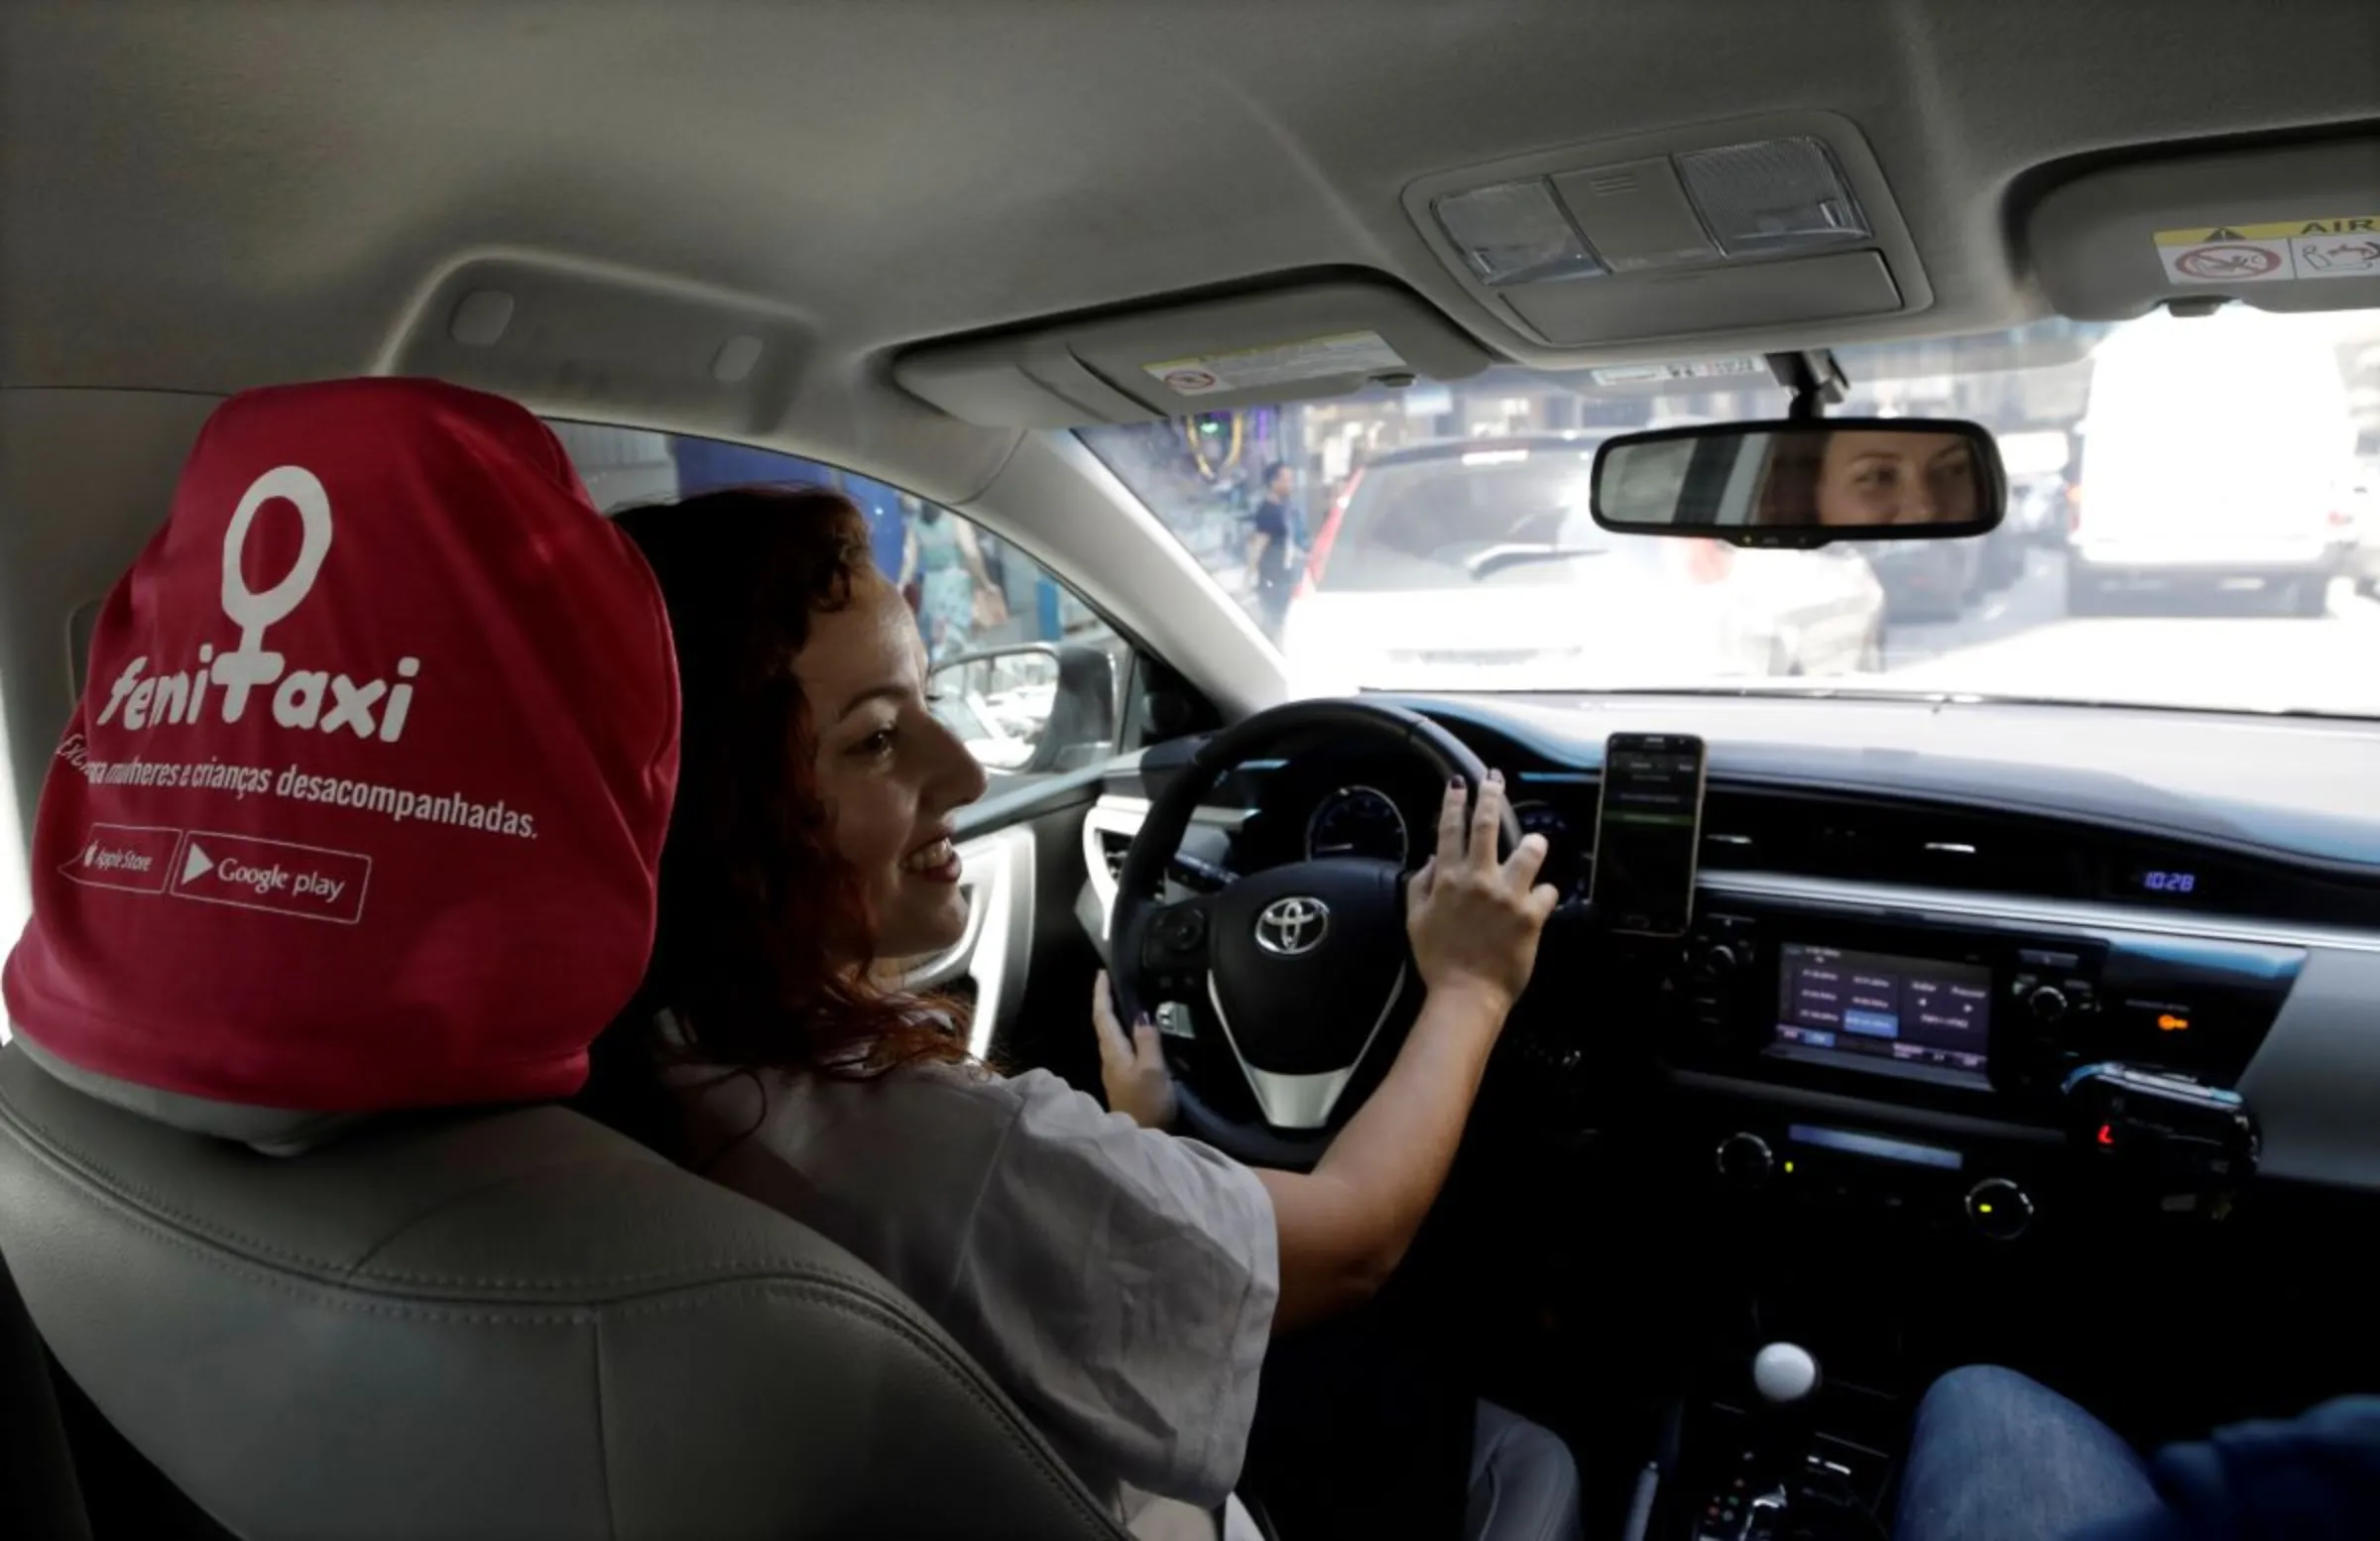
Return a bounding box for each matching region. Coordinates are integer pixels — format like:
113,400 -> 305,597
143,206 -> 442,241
2136,870 -> 2199,895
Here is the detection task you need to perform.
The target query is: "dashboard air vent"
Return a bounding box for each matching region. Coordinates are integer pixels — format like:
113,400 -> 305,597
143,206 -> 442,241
1697,787 -> 2091,899
1098,829 -> 1131,883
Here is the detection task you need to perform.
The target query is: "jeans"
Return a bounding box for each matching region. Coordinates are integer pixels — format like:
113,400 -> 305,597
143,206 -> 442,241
1894,1366 -> 2170,1541
1466,1400 -> 1585,1541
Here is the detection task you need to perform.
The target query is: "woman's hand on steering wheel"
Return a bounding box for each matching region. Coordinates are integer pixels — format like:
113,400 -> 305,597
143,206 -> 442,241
1092,969 -> 1179,1130
1405,771 -> 1560,1019
1107,696 -> 1527,1166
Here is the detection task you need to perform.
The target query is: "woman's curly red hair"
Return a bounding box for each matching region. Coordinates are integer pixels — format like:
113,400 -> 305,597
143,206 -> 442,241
579,485 -> 968,1158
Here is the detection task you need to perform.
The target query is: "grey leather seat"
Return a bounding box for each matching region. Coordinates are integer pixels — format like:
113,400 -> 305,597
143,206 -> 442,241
0,1041 -> 1131,1540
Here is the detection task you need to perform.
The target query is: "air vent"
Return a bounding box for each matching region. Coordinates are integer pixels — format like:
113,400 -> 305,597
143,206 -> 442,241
1697,789 -> 2092,899
1098,829 -> 1131,883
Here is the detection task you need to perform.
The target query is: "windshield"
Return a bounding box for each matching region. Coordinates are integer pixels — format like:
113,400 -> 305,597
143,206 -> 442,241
1309,444 -> 1618,590
1082,307 -> 2380,716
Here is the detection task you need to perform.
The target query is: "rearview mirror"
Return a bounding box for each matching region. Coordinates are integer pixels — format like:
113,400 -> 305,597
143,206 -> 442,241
1590,417 -> 2005,546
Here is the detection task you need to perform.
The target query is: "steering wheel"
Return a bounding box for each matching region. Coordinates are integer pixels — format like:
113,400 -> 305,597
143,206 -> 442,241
1112,699 -> 1522,1169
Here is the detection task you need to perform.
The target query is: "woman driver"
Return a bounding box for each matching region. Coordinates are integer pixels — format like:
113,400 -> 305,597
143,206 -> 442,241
578,485 -> 1580,1538
1755,427 -> 1980,527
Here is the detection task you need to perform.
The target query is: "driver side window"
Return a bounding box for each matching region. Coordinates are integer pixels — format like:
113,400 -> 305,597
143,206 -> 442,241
546,422 -> 1127,789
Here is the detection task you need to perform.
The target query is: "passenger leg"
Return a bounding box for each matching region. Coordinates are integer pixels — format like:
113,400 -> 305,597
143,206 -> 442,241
1466,1400 -> 1584,1541
1893,1365 -> 2166,1541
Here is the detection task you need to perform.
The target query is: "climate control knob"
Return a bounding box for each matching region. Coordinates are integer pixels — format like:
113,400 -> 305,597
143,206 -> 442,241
1715,1131 -> 1775,1188
1965,1177 -> 2034,1242
2026,986 -> 2071,1024
1694,943 -> 1743,986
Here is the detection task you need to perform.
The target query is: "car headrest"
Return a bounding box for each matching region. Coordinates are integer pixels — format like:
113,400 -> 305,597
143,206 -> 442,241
2,379 -> 680,1148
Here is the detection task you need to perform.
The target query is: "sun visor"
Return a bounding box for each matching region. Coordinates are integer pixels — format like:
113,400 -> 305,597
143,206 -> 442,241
893,279 -> 1494,428
2030,139 -> 2380,320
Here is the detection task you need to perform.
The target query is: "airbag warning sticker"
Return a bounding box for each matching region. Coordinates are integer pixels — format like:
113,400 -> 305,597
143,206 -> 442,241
1142,330 -> 1407,397
170,830 -> 371,924
2156,217 -> 2380,284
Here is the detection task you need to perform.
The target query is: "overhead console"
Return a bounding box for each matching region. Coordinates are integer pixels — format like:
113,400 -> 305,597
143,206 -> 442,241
1400,110 -> 1934,349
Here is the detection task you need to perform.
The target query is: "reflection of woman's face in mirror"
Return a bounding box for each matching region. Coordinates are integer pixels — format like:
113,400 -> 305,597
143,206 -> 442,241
1815,430 -> 1978,526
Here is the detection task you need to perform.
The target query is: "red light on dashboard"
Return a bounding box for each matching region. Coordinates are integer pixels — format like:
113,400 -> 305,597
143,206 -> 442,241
2097,1124 -> 2116,1147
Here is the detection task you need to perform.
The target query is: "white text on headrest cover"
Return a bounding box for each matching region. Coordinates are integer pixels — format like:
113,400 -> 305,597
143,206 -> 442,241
93,466 -> 421,742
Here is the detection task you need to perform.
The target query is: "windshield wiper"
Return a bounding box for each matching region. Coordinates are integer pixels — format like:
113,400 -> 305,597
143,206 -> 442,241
1462,543 -> 1607,580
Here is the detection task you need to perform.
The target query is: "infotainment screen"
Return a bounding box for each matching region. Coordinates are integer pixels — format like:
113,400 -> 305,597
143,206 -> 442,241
1773,943 -> 1993,1083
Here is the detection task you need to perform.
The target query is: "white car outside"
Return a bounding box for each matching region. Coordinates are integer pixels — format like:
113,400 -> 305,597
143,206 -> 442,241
2070,306 -> 2360,615
1280,437 -> 1884,698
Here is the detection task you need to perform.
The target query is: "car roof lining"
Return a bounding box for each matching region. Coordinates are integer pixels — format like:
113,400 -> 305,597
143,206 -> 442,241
3,0 -> 2378,485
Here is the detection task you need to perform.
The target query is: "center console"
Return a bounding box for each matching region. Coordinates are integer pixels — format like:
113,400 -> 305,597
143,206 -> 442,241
1607,893 -> 2301,1539
1654,896 -> 2292,1239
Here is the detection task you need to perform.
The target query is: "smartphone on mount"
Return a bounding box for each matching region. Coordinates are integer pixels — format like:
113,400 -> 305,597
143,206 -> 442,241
1589,733 -> 1708,938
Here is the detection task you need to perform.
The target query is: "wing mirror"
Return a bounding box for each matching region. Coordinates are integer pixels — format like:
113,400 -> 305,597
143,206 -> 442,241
1590,418 -> 2007,548
927,642 -> 1117,777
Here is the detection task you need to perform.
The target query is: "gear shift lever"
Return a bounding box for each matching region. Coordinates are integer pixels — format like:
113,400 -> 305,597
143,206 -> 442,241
1690,1344 -> 1828,1541
1752,1342 -> 1821,1410
1751,1341 -> 1822,1466
1732,1344 -> 1821,1539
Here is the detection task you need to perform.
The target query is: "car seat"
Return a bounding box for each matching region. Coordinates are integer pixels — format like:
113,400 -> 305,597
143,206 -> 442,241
0,1042 -> 1129,1539
0,376 -> 1130,1539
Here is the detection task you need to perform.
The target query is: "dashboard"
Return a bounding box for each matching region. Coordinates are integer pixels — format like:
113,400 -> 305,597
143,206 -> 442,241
1095,690 -> 2380,1219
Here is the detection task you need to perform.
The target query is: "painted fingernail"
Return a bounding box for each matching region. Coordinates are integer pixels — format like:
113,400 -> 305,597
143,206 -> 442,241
1449,775 -> 1464,789
1488,768 -> 1504,784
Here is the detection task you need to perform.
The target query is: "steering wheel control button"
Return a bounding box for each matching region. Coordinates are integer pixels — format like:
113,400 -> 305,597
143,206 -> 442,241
1252,894 -> 1330,956
1151,906 -> 1206,952
1965,1177 -> 2034,1241
1715,1131 -> 1775,1188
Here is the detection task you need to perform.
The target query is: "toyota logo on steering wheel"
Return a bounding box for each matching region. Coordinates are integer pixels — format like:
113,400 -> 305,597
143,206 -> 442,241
1254,895 -> 1330,956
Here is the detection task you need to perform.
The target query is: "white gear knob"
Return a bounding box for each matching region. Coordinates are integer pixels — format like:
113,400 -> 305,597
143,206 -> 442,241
1752,1342 -> 1821,1406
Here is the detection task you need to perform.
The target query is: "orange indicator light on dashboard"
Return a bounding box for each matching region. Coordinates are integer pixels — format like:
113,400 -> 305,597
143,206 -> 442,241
2158,1013 -> 2190,1032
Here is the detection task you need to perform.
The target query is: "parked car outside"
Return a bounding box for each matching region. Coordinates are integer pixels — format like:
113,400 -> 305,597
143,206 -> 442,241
1281,435 -> 1884,696
2068,307 -> 2358,617
2342,457 -> 2380,599
1865,537 -> 1983,623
